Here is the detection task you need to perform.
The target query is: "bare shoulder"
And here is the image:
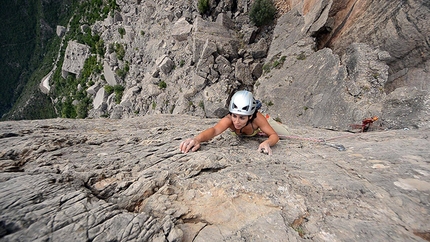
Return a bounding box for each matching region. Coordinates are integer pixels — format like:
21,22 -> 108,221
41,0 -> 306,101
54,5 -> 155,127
254,112 -> 268,125
254,112 -> 276,135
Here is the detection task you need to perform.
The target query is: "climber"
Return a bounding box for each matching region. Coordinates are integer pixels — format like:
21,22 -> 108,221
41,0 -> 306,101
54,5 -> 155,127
180,90 -> 279,155
361,116 -> 379,132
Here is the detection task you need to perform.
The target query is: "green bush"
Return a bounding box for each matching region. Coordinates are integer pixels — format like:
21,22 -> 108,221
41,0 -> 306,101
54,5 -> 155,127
179,60 -> 185,67
115,43 -> 125,60
61,98 -> 77,118
262,63 -> 271,73
158,81 -> 167,89
76,97 -> 91,118
114,85 -> 125,104
104,85 -> 114,94
118,27 -> 125,38
249,0 -> 276,27
197,0 -> 210,14
105,84 -> 124,104
199,101 -> 205,110
116,62 -> 129,80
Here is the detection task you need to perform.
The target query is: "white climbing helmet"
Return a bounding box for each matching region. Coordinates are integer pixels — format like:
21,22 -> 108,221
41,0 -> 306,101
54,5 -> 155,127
229,90 -> 257,116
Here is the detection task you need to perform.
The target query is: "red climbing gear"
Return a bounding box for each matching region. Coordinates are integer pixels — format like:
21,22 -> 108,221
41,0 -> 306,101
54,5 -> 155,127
350,116 -> 379,132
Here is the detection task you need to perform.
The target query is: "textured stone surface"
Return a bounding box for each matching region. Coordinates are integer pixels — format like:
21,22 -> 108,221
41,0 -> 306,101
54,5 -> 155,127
62,41 -> 90,77
256,3 -> 429,130
1,115 -> 429,241
6,0 -> 429,131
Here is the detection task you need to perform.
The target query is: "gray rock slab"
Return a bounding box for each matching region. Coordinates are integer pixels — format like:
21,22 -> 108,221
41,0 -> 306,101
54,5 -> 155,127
0,116 -> 429,241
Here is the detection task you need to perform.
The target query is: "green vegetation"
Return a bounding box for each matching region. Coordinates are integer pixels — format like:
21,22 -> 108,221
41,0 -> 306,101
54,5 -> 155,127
264,100 -> 274,106
249,0 -> 277,27
52,0 -> 118,119
263,56 -> 287,73
118,27 -> 126,38
77,26 -> 106,57
105,85 -> 115,95
197,0 -> 210,14
114,43 -> 126,61
113,85 -> 125,104
179,60 -> 186,67
104,84 -> 125,104
0,0 -> 73,119
1,0 -> 119,120
158,81 -> 167,89
199,101 -> 205,110
293,225 -> 305,237
263,63 -> 272,73
54,55 -> 102,118
296,51 -> 306,60
273,56 -> 286,68
116,62 -> 130,80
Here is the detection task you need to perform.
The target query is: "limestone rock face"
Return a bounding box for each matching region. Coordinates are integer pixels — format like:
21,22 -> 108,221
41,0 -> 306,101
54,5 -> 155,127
256,0 -> 429,130
37,0 -> 428,131
1,116 -> 429,241
296,0 -> 430,97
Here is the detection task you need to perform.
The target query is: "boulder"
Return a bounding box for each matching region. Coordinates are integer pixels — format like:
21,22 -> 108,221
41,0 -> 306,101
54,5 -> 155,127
202,82 -> 229,118
87,83 -> 100,96
171,17 -> 192,41
93,87 -> 107,110
56,25 -> 66,37
61,41 -> 90,78
104,61 -> 118,86
155,55 -> 175,75
235,59 -> 253,87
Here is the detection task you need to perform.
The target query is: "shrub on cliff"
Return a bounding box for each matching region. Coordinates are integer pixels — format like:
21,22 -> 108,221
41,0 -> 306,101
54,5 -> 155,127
197,0 -> 210,14
249,0 -> 276,27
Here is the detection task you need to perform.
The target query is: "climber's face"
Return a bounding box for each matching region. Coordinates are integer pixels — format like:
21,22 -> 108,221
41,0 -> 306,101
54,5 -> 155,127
231,113 -> 250,130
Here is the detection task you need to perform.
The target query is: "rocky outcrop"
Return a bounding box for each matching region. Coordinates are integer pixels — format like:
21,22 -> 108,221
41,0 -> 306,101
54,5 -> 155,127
1,116 -> 429,241
310,0 -> 430,80
36,0 -> 428,130
286,0 -> 430,79
256,0 -> 429,130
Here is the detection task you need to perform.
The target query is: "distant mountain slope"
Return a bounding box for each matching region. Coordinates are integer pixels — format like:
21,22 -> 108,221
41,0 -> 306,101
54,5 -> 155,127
0,0 -> 38,117
0,0 -> 74,120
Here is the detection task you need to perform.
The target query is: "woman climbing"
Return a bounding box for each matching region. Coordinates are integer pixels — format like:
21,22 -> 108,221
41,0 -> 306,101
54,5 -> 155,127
179,90 -> 279,155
